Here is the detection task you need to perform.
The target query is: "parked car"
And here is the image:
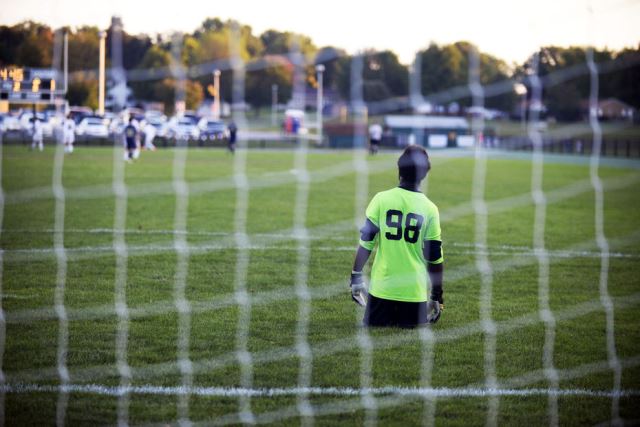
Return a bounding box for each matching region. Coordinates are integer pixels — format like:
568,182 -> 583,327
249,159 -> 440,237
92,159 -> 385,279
167,116 -> 200,140
76,116 -> 109,138
146,117 -> 169,138
145,110 -> 167,123
0,114 -> 21,133
69,106 -> 93,124
198,119 -> 227,141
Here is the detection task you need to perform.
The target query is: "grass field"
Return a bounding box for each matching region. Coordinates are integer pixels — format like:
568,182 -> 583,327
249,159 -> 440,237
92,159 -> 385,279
2,144 -> 640,426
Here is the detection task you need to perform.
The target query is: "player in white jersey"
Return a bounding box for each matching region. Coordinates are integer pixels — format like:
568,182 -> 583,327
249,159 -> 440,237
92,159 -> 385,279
368,123 -> 382,155
63,115 -> 76,154
142,120 -> 157,151
31,118 -> 44,151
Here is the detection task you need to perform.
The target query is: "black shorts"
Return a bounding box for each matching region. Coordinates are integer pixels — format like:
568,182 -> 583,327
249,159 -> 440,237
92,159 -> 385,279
126,139 -> 136,150
364,294 -> 427,328
370,138 -> 380,146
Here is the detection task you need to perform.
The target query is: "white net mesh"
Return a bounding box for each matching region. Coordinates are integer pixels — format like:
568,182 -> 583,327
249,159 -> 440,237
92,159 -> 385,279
0,7 -> 639,426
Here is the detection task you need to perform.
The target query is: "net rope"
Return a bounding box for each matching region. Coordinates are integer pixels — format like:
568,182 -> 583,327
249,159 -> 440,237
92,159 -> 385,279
0,113 -> 6,427
527,52 -> 560,427
0,19 -> 638,426
229,23 -> 255,425
468,46 -> 500,427
586,47 -> 623,426
289,36 -> 315,425
110,19 -> 133,427
51,30 -> 70,427
350,53 -> 378,426
170,32 -> 195,427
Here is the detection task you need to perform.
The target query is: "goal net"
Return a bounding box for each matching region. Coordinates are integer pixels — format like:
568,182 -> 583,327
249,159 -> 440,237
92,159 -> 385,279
1,10 -> 639,427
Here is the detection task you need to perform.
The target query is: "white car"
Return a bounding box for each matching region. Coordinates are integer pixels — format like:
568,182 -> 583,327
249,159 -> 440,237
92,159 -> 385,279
19,112 -> 54,137
0,114 -> 21,133
147,118 -> 169,138
167,117 -> 200,140
76,117 -> 109,138
198,119 -> 228,141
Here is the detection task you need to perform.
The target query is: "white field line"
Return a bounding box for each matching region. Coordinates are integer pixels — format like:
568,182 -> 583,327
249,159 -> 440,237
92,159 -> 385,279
203,354 -> 640,426
7,291 -> 640,386
3,169 -> 639,264
211,355 -> 640,427
5,229 -> 640,326
2,156 -> 398,205
52,120 -> 70,427
2,383 -> 638,399
2,241 -> 639,261
443,172 -> 640,224
2,166 -> 637,238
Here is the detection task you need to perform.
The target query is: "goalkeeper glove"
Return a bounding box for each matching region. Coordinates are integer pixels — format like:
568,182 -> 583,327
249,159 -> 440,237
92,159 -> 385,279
350,271 -> 368,307
426,295 -> 444,324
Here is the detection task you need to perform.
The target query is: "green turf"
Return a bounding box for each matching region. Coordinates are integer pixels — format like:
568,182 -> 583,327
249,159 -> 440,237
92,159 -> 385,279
2,145 -> 640,426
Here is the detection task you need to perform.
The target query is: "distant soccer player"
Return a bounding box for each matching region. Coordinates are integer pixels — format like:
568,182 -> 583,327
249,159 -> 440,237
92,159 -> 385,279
63,114 -> 75,154
350,145 -> 444,327
142,120 -> 157,151
368,122 -> 382,155
31,117 -> 43,152
124,117 -> 138,162
227,121 -> 237,154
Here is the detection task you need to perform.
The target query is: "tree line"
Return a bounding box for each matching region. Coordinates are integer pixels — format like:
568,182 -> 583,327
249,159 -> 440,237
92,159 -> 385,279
1,19 -> 638,120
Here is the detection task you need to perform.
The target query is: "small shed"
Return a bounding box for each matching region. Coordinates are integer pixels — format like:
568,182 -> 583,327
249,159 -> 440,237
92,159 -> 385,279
384,115 -> 469,148
597,98 -> 635,121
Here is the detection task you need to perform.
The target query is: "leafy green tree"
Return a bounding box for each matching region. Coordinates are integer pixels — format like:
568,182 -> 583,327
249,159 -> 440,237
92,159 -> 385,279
418,42 -> 514,111
152,78 -> 203,114
515,46 -> 619,121
314,46 -> 347,91
0,22 -> 53,67
334,50 -> 408,102
66,76 -> 98,109
67,26 -> 100,72
245,57 -> 293,107
608,47 -> 640,109
130,45 -> 171,101
260,29 -> 316,58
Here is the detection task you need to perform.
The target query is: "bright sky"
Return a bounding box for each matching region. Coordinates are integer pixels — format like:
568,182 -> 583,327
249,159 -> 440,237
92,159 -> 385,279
1,0 -> 639,65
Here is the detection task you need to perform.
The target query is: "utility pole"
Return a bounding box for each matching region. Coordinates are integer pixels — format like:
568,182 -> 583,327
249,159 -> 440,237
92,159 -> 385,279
315,64 -> 325,145
98,31 -> 106,115
63,30 -> 68,93
213,69 -> 221,119
271,84 -> 278,127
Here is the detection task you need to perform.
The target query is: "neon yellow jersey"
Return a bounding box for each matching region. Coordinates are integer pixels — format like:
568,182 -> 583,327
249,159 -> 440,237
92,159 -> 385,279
359,187 -> 443,302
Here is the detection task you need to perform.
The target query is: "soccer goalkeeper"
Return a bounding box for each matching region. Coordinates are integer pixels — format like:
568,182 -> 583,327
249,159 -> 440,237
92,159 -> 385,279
350,145 -> 444,327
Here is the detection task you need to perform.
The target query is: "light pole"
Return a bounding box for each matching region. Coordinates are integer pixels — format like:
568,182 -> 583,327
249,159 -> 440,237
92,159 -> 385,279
271,83 -> 278,127
213,69 -> 221,119
513,82 -> 527,130
63,30 -> 68,94
98,31 -> 106,116
315,64 -> 325,145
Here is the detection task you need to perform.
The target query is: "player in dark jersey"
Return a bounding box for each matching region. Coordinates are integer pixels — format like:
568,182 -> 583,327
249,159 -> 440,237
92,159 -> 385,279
124,118 -> 138,162
227,121 -> 237,154
350,145 -> 444,328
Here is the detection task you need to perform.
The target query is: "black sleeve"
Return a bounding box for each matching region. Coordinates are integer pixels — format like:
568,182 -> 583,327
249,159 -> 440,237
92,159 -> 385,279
423,240 -> 443,263
359,218 -> 380,242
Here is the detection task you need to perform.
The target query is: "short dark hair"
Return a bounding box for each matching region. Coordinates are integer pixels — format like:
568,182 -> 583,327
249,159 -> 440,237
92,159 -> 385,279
398,145 -> 430,183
